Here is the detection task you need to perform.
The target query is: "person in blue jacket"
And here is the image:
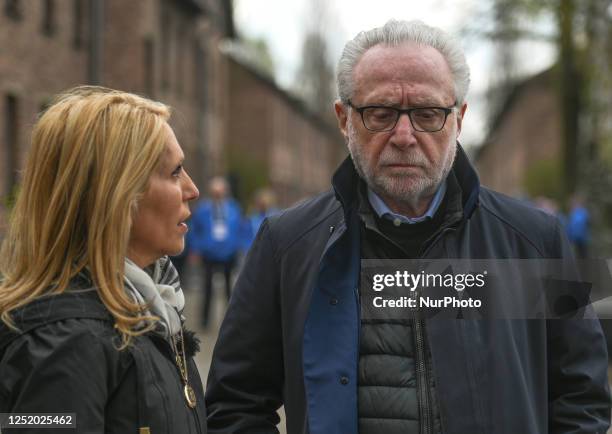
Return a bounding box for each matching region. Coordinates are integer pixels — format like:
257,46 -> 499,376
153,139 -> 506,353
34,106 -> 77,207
240,188 -> 279,253
566,194 -> 590,258
188,177 -> 242,327
205,19 -> 610,434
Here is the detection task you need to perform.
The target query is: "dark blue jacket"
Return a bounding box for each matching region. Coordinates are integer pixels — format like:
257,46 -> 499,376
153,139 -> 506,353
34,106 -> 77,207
188,199 -> 242,262
206,146 -> 610,434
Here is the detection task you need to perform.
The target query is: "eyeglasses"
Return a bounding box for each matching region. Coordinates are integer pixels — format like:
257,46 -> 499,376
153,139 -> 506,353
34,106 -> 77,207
346,100 -> 457,133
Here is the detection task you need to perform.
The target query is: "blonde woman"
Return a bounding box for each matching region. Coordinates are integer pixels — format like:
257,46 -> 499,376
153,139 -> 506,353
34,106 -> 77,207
0,87 -> 206,433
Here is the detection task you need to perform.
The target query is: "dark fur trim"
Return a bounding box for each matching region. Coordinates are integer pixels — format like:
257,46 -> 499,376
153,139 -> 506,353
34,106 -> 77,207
183,327 -> 201,358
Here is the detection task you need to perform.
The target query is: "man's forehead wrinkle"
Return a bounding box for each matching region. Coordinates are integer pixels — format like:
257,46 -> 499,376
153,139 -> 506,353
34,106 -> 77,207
355,43 -> 449,75
354,76 -> 451,107
352,44 -> 455,104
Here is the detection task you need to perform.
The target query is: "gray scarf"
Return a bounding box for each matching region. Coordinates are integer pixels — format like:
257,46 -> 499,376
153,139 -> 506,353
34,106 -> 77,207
124,256 -> 185,339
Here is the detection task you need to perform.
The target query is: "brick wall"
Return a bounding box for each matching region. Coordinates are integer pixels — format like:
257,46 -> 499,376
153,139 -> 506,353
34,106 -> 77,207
0,0 -> 89,200
0,0 -> 229,225
224,55 -> 344,207
476,71 -> 561,197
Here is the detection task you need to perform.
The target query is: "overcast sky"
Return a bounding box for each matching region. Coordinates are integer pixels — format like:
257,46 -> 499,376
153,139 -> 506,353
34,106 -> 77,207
233,0 -> 556,147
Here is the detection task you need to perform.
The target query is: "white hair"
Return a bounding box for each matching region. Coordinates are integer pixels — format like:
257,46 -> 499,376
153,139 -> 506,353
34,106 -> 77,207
337,19 -> 471,105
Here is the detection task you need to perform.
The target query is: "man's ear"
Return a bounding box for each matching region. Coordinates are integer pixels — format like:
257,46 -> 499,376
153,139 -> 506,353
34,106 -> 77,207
455,102 -> 468,138
334,100 -> 349,140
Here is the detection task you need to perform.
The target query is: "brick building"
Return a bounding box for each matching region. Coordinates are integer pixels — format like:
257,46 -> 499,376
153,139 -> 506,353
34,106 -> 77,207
221,47 -> 345,207
1,0 -> 346,236
100,0 -> 234,189
476,69 -> 561,199
0,0 -> 233,232
1,0 -> 87,200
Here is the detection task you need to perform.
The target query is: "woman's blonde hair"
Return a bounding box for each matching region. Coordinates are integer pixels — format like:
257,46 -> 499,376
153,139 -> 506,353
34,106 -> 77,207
0,86 -> 171,346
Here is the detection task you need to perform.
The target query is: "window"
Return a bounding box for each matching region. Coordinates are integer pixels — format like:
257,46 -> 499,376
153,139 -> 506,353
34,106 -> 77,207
73,0 -> 87,49
160,2 -> 171,90
41,0 -> 56,36
194,40 -> 208,109
175,27 -> 185,95
143,37 -> 155,96
4,0 -> 22,20
5,95 -> 19,195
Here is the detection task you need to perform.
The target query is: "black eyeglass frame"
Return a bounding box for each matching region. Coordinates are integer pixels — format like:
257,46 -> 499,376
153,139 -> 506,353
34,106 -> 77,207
346,100 -> 457,133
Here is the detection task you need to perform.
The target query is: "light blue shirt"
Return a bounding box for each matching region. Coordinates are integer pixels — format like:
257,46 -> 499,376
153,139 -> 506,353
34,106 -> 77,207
367,180 -> 447,225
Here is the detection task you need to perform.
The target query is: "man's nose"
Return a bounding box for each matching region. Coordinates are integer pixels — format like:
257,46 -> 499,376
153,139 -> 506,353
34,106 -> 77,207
391,113 -> 417,147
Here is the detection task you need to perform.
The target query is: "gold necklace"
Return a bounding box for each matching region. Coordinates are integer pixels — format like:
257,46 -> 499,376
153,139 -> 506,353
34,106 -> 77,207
171,328 -> 197,408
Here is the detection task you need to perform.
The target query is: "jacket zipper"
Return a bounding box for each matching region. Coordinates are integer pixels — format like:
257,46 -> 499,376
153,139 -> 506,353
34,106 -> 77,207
414,317 -> 432,434
415,226 -> 458,434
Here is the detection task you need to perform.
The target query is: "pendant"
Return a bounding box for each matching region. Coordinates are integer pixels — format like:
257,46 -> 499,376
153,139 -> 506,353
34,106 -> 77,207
184,384 -> 197,408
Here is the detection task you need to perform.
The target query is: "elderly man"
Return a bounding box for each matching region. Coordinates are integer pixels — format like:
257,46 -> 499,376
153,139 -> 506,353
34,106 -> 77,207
205,20 -> 610,434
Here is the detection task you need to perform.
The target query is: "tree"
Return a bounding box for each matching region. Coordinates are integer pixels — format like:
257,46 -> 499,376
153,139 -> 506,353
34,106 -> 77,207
481,0 -> 612,253
293,0 -> 337,123
295,32 -> 335,116
241,36 -> 275,79
482,0 -> 612,198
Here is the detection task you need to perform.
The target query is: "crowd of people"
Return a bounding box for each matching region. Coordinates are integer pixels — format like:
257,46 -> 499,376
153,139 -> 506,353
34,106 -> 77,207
178,178 -> 277,328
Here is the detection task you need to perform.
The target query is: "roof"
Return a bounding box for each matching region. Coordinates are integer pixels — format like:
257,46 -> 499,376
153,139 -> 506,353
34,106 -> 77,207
220,40 -> 340,139
475,67 -> 554,160
176,0 -> 208,13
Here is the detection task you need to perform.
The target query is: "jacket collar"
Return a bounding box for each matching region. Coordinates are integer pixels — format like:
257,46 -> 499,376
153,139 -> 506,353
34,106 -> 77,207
331,142 -> 480,220
331,155 -> 361,216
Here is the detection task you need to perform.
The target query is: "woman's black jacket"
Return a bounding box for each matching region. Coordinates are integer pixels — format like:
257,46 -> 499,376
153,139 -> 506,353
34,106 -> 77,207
0,277 -> 207,433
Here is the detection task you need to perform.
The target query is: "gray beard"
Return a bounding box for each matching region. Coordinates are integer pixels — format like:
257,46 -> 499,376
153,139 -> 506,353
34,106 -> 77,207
347,120 -> 456,211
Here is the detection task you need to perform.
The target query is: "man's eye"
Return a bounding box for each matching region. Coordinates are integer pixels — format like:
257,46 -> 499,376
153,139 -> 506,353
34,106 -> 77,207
414,109 -> 438,120
368,108 -> 395,120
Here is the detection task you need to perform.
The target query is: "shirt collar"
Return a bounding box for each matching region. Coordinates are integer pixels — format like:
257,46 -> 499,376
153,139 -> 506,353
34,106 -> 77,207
367,179 -> 447,225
